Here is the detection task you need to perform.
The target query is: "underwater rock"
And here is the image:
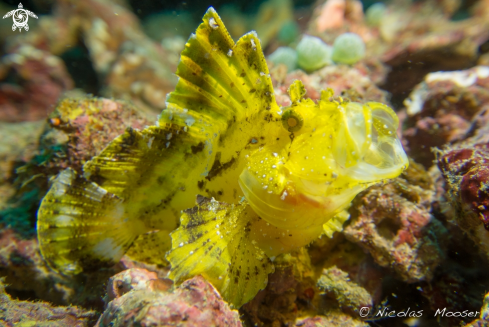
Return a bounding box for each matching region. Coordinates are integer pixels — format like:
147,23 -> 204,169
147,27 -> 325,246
311,0 -> 364,33
68,0 -> 177,112
104,268 -> 172,305
0,120 -> 44,185
0,45 -> 74,122
295,312 -> 368,327
378,1 -> 489,103
0,277 -> 97,327
344,163 -> 448,283
242,249 -> 316,327
420,264 -> 486,327
0,96 -> 153,235
96,273 -> 242,327
42,96 -> 153,174
309,237 -> 384,306
6,0 -> 178,113
272,64 -> 390,108
317,266 -> 373,317
0,228 -> 73,304
403,66 -> 489,167
0,228 -> 124,309
436,143 -> 489,257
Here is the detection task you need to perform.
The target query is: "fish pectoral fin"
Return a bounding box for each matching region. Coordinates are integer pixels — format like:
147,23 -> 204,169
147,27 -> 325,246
222,225 -> 274,308
125,229 -> 172,266
37,168 -> 144,275
167,197 -> 274,308
323,209 -> 350,238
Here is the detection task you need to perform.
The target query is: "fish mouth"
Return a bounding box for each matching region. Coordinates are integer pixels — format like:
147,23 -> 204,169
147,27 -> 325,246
238,168 -> 362,230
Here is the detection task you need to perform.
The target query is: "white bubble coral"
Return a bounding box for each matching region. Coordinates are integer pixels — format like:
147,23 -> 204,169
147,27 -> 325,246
331,32 -> 365,65
268,46 -> 297,72
296,35 -> 333,72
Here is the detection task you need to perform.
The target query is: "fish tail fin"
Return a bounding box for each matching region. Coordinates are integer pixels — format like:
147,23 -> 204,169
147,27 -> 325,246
37,169 -> 145,274
167,197 -> 274,308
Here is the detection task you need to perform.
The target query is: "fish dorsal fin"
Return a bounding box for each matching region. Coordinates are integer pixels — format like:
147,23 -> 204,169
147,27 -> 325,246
164,7 -> 280,126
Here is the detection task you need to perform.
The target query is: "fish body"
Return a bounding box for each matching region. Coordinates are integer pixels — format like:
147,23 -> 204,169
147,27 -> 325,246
37,8 -> 408,307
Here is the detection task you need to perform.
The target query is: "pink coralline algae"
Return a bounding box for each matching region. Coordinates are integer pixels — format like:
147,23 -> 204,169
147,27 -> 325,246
96,270 -> 242,327
344,164 -> 448,283
45,97 -> 154,174
436,143 -> 489,253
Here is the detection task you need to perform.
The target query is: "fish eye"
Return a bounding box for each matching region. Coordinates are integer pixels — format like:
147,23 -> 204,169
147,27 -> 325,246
281,109 -> 303,133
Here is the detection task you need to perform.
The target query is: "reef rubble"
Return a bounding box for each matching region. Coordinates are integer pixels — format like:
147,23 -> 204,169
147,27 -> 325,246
0,0 -> 489,326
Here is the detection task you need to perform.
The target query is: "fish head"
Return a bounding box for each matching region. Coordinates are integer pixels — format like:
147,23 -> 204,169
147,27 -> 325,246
239,80 -> 409,230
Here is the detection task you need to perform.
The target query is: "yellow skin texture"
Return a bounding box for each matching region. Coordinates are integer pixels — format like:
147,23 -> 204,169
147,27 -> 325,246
36,8 -> 408,307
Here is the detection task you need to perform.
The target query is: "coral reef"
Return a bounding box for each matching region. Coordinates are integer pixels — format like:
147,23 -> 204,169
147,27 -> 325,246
5,0 -> 179,114
344,162 -> 449,282
43,96 -> 154,174
0,278 -> 97,327
96,271 -> 242,327
268,46 -> 298,73
295,313 -> 369,327
404,66 -> 489,167
104,268 -> 172,305
317,266 -> 373,316
0,45 -> 74,122
436,143 -> 489,258
1,0 -> 489,325
296,35 -> 333,72
331,32 -> 365,65
0,96 -> 153,235
241,248 -> 316,326
271,64 -> 390,108
307,0 -> 489,105
0,228 -> 119,309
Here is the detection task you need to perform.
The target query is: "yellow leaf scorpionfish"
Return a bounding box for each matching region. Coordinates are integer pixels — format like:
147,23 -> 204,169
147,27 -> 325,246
37,8 -> 409,307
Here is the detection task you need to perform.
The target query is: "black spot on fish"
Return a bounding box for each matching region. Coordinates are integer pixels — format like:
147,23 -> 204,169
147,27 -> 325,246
191,142 -> 205,154
206,152 -> 237,181
197,180 -> 205,190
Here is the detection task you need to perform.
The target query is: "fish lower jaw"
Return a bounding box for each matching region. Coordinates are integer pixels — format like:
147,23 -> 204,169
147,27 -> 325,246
238,168 -> 335,231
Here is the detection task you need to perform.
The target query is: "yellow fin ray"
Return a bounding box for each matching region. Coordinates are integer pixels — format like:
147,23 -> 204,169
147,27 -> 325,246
37,169 -> 142,274
38,123 -> 213,274
323,209 -> 350,238
167,197 -> 274,307
125,230 -> 172,266
164,7 -> 280,126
